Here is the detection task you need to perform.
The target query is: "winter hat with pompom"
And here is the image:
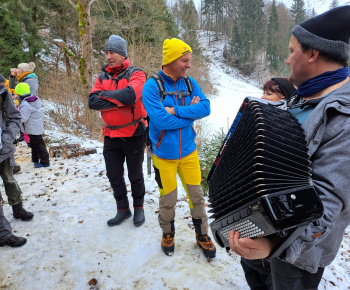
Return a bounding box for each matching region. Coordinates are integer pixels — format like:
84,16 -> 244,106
162,38 -> 192,66
15,83 -> 31,96
18,62 -> 36,73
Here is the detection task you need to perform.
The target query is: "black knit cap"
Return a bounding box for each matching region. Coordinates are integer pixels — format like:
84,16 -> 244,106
271,78 -> 296,100
292,5 -> 350,62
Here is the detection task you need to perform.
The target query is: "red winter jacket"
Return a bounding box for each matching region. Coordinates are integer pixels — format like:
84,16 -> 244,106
89,58 -> 147,137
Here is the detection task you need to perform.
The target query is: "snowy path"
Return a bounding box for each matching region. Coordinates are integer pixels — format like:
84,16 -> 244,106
0,139 -> 249,289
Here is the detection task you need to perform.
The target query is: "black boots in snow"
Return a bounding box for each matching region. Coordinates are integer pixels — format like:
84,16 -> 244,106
107,209 -> 132,226
12,202 -> 34,221
107,207 -> 145,227
0,235 -> 27,247
133,207 -> 145,227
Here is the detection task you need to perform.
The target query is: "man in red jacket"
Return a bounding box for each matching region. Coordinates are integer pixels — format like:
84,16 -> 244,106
89,35 -> 147,227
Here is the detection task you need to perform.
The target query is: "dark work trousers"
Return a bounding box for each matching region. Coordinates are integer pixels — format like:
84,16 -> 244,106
0,157 -> 22,206
28,134 -> 50,165
103,135 -> 145,209
241,257 -> 324,290
0,192 -> 12,243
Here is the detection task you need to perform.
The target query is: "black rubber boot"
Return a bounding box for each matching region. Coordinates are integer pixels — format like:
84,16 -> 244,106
133,207 -> 145,227
13,165 -> 21,174
12,202 -> 34,221
107,209 -> 132,226
0,235 -> 27,247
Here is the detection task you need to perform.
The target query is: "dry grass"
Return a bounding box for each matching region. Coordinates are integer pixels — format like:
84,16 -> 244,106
37,68 -> 104,140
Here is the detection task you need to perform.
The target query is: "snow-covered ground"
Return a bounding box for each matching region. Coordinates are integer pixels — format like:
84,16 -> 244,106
1,33 -> 349,290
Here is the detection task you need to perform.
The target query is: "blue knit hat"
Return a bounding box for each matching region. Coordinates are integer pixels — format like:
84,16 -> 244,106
292,6 -> 350,62
104,35 -> 127,58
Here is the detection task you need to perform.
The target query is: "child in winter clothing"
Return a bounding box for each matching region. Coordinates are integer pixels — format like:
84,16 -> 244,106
14,83 -> 49,168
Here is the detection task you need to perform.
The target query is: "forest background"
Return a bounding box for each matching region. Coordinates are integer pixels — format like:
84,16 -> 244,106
0,0 -> 349,191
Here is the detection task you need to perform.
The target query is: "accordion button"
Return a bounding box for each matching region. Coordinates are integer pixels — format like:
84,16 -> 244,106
228,215 -> 234,224
240,208 -> 250,219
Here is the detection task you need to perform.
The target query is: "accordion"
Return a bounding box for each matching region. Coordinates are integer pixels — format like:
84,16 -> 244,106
207,97 -> 323,255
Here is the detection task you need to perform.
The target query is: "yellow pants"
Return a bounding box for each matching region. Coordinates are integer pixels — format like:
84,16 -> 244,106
152,150 -> 208,234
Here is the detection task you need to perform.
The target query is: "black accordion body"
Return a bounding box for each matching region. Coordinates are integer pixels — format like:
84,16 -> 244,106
207,97 -> 323,254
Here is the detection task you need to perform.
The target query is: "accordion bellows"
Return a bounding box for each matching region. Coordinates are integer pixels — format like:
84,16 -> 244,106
208,97 -> 323,249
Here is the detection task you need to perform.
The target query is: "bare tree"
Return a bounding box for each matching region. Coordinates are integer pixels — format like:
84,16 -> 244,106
67,0 -> 96,90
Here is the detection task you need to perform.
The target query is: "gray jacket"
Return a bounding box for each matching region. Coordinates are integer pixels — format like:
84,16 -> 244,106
0,85 -> 21,166
284,81 -> 350,273
19,94 -> 44,135
9,73 -> 39,97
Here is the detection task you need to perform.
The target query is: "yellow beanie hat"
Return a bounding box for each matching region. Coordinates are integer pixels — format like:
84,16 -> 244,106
162,38 -> 192,66
15,83 -> 31,96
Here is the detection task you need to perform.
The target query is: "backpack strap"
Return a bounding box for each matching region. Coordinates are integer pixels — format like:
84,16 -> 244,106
105,118 -> 144,130
183,76 -> 193,96
152,74 -> 193,100
152,73 -> 166,100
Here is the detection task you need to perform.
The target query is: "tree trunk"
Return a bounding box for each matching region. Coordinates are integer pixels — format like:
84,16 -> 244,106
49,144 -> 81,157
62,148 -> 97,159
76,0 -> 93,88
67,0 -> 95,90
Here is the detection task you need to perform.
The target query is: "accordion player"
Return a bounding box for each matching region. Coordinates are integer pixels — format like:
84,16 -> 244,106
207,97 -> 324,258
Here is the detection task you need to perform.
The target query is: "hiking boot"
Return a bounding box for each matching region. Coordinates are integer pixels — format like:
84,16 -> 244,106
34,162 -> 50,168
107,209 -> 132,226
0,235 -> 27,247
133,207 -> 145,227
12,202 -> 34,221
161,232 -> 175,256
196,234 -> 216,259
13,165 -> 21,174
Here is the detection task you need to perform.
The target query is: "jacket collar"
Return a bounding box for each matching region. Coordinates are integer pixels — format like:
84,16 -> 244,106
158,69 -> 184,83
103,58 -> 130,78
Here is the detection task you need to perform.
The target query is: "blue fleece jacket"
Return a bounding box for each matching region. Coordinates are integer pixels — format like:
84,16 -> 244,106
142,70 -> 210,159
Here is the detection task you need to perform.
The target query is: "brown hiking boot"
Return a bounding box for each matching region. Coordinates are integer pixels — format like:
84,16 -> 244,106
196,234 -> 216,259
161,232 -> 175,256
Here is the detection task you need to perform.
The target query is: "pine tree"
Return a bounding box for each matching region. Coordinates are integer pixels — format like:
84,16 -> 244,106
171,0 -> 201,54
7,0 -> 47,62
290,0 -> 306,26
0,2 -> 30,73
230,0 -> 265,73
267,0 -> 279,71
